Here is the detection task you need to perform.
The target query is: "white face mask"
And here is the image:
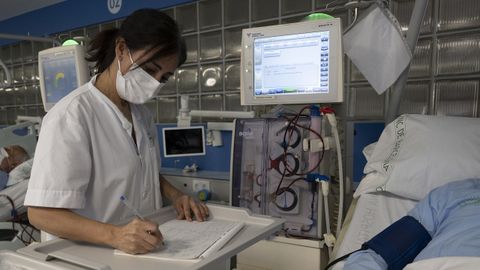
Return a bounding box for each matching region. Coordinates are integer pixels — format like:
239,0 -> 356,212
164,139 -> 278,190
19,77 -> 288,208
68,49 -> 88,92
0,147 -> 8,162
0,148 -> 9,174
116,49 -> 165,104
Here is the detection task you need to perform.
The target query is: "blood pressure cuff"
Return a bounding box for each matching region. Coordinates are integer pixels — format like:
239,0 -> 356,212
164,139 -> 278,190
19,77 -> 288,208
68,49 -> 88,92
361,216 -> 432,270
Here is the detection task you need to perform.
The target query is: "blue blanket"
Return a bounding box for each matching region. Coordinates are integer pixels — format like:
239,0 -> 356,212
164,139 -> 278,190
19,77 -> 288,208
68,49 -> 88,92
0,171 -> 7,191
344,178 -> 480,270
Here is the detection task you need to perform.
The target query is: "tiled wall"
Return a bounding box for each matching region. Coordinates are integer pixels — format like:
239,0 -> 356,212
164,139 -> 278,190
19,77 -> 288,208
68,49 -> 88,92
0,0 -> 479,125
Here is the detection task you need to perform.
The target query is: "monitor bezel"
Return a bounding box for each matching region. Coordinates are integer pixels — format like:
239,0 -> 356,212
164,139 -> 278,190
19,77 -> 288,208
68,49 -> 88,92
240,18 -> 343,105
162,126 -> 206,158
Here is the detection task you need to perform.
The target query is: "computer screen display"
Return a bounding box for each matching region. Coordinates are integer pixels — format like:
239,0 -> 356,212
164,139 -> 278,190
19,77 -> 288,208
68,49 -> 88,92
241,18 -> 343,105
41,51 -> 78,103
38,45 -> 90,111
163,126 -> 206,158
253,31 -> 330,97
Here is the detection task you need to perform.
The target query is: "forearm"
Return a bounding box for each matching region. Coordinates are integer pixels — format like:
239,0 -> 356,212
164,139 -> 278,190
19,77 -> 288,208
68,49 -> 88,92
344,249 -> 387,270
159,174 -> 209,221
28,207 -> 117,247
159,174 -> 184,202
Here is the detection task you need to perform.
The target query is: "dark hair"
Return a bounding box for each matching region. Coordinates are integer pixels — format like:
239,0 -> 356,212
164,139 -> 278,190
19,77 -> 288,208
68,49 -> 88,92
7,145 -> 29,166
86,9 -> 186,74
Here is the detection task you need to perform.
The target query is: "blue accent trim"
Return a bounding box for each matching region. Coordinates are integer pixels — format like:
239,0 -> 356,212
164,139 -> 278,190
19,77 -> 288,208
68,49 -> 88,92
310,105 -> 320,116
12,127 -> 28,136
0,0 -> 194,46
353,122 -> 384,182
157,124 -> 232,172
306,173 -> 329,182
0,126 -> 28,135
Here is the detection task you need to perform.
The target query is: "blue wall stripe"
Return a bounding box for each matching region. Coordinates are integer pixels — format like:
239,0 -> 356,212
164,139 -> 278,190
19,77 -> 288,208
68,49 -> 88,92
353,122 -> 384,182
0,0 -> 194,46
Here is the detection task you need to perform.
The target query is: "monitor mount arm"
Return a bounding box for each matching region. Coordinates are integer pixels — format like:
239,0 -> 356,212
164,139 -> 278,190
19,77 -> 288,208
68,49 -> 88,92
0,59 -> 11,88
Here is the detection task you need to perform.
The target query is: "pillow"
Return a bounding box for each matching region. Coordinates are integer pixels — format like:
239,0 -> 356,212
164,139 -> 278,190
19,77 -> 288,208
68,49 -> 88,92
7,158 -> 33,187
353,171 -> 385,198
362,114 -> 480,200
362,142 -> 377,163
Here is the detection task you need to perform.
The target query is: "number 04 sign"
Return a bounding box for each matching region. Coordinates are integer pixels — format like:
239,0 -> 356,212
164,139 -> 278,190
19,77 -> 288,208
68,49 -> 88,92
107,0 -> 122,14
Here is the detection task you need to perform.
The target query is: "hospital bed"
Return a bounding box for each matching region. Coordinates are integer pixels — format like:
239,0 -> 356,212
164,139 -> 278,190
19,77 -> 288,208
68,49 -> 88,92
0,180 -> 30,221
0,120 -> 38,221
0,120 -> 40,249
0,120 -> 38,157
330,114 -> 480,269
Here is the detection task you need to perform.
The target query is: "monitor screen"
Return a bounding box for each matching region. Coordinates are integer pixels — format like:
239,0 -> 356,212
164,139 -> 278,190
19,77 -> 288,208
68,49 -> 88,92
38,45 -> 90,112
253,31 -> 330,97
41,51 -> 79,103
241,18 -> 343,105
163,126 -> 206,158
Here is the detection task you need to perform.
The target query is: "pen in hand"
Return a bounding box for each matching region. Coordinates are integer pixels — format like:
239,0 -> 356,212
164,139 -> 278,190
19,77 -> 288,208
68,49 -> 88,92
120,195 -> 164,246
120,195 -> 146,220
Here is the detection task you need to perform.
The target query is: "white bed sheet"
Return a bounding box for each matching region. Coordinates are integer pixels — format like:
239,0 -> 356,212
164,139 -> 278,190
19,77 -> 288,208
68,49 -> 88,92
0,180 -> 29,221
404,257 -> 480,270
331,192 -> 418,270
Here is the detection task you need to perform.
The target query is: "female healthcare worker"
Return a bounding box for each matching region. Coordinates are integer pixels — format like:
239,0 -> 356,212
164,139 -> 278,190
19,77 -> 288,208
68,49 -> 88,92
24,9 -> 208,255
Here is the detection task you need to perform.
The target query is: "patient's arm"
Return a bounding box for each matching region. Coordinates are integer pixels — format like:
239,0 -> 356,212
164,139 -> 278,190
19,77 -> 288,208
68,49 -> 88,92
343,185 -> 439,270
344,249 -> 387,270
343,214 -> 431,270
344,179 -> 479,269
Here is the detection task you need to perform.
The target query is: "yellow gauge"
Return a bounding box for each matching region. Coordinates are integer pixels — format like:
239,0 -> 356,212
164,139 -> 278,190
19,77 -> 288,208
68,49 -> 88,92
54,72 -> 65,88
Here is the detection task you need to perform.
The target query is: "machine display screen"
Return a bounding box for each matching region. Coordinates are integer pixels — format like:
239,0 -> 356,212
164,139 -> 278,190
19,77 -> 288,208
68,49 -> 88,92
163,126 -> 206,158
253,31 -> 330,97
41,51 -> 79,103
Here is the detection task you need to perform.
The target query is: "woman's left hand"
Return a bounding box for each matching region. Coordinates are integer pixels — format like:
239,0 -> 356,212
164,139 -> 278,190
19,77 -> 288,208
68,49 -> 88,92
173,194 -> 209,222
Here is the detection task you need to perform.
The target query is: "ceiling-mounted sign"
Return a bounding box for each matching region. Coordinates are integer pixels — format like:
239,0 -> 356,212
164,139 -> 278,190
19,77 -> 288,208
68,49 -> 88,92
107,0 -> 122,14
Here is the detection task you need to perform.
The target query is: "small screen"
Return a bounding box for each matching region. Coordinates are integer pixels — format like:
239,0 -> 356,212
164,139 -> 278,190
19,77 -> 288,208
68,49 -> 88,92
41,51 -> 79,103
253,31 -> 330,97
163,127 -> 205,157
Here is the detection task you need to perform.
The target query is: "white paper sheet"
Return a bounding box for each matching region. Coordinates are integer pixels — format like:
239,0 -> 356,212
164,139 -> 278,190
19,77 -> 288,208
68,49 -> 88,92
114,219 -> 245,262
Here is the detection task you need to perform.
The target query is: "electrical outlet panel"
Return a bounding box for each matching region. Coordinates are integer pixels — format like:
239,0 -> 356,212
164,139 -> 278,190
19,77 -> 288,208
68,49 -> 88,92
192,179 -> 210,192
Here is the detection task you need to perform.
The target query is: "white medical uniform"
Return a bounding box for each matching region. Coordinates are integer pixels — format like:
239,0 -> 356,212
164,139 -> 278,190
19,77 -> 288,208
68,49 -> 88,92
24,76 -> 163,238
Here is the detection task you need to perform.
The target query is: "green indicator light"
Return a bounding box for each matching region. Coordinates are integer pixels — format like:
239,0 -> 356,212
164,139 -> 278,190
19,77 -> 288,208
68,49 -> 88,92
304,13 -> 334,21
62,39 -> 79,46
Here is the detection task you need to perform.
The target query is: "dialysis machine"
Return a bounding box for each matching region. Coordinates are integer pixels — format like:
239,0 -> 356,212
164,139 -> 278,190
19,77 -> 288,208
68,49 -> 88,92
231,107 -> 343,241
231,17 -> 344,244
232,113 -> 328,239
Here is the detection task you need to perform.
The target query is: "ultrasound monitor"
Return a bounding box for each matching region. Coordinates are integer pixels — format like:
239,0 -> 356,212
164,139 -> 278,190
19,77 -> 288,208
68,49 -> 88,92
38,45 -> 90,111
162,126 -> 206,158
241,18 -> 343,105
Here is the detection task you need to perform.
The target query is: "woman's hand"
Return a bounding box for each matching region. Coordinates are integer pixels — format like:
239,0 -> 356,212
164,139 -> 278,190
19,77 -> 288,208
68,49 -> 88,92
173,194 -> 209,222
112,217 -> 163,254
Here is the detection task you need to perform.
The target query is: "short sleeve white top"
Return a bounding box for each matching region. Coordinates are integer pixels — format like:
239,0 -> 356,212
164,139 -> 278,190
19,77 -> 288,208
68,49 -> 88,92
25,75 -> 163,226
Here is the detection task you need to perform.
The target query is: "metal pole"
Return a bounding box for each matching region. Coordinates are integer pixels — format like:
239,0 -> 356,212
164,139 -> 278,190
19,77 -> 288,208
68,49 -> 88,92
385,0 -> 429,124
0,33 -> 59,45
0,59 -> 11,88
